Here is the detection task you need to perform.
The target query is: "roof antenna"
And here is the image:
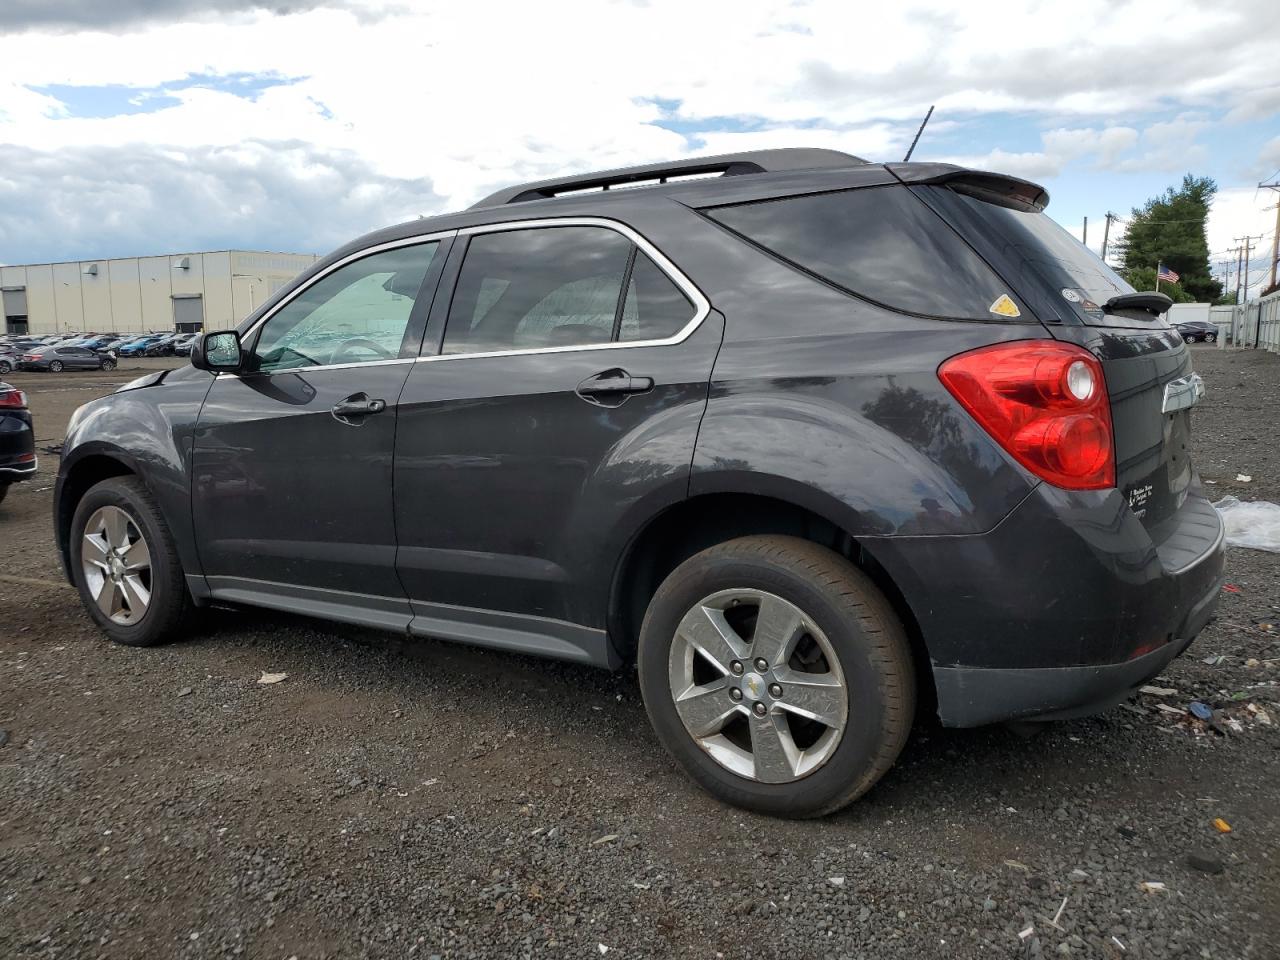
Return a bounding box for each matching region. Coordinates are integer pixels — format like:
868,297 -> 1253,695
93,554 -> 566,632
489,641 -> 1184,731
902,105 -> 935,162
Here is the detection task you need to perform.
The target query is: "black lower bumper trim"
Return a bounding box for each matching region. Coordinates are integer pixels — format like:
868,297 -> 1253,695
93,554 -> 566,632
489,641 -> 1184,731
934,575 -> 1225,728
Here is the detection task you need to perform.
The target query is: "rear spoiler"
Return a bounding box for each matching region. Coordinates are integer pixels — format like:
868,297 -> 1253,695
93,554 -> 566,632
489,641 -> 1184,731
1102,292 -> 1172,316
885,162 -> 1049,212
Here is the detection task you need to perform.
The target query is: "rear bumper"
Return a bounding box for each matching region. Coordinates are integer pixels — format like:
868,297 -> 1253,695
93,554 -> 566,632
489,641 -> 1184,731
868,483 -> 1226,727
931,569 -> 1223,726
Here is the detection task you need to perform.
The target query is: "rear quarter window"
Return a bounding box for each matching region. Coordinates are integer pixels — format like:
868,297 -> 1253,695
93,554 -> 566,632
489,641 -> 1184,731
703,186 -> 1025,321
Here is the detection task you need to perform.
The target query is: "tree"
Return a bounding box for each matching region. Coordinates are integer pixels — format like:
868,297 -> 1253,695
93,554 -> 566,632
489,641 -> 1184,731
1116,174 -> 1222,302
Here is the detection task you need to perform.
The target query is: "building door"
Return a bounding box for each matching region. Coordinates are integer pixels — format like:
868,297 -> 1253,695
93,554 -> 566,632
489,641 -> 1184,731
172,294 -> 204,333
2,288 -> 29,334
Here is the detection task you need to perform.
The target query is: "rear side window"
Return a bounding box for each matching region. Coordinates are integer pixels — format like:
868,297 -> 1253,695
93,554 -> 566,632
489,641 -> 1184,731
618,252 -> 694,342
704,186 -> 1022,321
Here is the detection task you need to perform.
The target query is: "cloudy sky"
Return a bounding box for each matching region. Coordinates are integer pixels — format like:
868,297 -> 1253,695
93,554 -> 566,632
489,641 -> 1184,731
2,0 -> 1279,293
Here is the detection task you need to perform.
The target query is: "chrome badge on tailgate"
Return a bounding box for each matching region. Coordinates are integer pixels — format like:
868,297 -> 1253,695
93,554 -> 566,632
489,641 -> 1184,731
1162,372 -> 1205,414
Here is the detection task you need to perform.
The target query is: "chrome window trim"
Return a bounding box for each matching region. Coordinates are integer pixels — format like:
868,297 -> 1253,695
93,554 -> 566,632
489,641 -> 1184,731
230,231 -> 456,376
420,216 -> 710,363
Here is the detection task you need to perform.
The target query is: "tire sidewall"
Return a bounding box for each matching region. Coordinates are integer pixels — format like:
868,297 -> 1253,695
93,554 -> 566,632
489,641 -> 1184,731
70,479 -> 178,645
639,547 -> 899,816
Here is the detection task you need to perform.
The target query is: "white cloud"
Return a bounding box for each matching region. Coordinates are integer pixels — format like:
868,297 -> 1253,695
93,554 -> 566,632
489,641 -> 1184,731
0,0 -> 1276,261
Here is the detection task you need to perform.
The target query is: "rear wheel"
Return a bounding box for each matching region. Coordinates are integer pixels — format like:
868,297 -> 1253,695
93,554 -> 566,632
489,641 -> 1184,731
70,477 -> 189,646
49,359 -> 64,372
100,358 -> 117,371
637,535 -> 915,818
0,359 -> 11,373
1206,333 -> 1217,343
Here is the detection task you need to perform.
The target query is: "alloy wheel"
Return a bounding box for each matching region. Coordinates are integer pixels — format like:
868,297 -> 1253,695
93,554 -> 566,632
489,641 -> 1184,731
81,505 -> 152,625
667,589 -> 848,783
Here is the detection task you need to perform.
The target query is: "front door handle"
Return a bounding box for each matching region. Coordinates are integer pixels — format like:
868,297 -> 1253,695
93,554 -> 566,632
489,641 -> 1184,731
331,393 -> 387,422
576,369 -> 654,404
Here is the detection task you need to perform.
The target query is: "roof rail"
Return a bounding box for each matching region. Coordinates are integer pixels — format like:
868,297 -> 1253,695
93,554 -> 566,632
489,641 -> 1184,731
471,148 -> 866,209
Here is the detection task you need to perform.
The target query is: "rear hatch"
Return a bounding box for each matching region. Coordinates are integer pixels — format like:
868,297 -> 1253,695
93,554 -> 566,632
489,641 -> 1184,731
917,180 -> 1202,547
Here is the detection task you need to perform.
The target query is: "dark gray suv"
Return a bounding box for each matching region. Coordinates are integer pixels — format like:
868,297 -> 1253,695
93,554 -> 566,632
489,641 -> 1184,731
55,149 -> 1224,817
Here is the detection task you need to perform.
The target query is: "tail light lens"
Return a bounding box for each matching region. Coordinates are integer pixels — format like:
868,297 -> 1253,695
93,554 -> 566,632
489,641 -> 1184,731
938,340 -> 1115,490
0,387 -> 27,409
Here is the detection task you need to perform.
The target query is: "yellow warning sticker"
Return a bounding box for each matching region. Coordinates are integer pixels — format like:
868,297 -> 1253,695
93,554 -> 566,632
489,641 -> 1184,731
989,294 -> 1021,318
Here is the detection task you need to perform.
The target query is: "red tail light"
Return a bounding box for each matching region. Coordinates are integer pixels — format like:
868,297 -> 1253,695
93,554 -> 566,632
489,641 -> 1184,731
0,387 -> 27,408
938,340 -> 1115,490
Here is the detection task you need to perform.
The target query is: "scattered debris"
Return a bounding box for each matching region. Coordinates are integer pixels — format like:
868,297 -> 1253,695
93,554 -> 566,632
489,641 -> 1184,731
1189,701 -> 1213,720
827,876 -> 845,887
1186,851 -> 1225,874
597,945 -> 609,955
1139,685 -> 1177,697
257,672 -> 288,685
1201,655 -> 1227,666
0,729 -> 9,748
1213,818 -> 1232,834
592,834 -> 619,845
1222,584 -> 1241,594
1214,496 -> 1280,552
1155,703 -> 1187,716
1138,881 -> 1166,894
1003,859 -> 1029,873
1111,935 -> 1127,952
1234,474 -> 1252,482
1018,925 -> 1036,942
1068,869 -> 1089,883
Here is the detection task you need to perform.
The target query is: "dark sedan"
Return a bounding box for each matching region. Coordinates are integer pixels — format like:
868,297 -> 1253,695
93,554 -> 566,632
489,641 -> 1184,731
18,345 -> 117,372
1174,320 -> 1220,343
0,382 -> 35,505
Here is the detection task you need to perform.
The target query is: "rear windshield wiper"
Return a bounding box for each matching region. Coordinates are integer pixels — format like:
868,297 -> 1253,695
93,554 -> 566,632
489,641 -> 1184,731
1102,292 -> 1172,316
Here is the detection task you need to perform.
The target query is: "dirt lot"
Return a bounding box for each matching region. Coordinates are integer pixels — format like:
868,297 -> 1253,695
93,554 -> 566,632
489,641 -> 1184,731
1,349 -> 1278,959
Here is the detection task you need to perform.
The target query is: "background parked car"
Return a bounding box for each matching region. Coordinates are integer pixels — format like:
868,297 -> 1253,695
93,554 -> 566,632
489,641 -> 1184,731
117,336 -> 163,357
18,345 -> 117,372
173,335 -> 199,357
0,381 -> 35,505
1175,320 -> 1219,343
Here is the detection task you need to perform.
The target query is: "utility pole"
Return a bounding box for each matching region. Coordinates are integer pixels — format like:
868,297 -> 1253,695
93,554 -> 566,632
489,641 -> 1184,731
1240,235 -> 1263,303
1082,216 -> 1088,248
1260,180 -> 1280,290
1100,212 -> 1117,263
1232,240 -> 1247,304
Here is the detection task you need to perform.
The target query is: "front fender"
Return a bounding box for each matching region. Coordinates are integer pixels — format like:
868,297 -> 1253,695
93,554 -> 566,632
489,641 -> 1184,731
56,373 -> 213,587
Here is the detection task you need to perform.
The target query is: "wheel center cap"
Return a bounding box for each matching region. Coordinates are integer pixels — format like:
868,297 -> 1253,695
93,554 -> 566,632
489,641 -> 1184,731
742,672 -> 767,700
110,558 -> 125,578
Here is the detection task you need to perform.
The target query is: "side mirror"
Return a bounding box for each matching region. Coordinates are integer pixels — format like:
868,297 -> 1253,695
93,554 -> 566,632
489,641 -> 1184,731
191,331 -> 243,372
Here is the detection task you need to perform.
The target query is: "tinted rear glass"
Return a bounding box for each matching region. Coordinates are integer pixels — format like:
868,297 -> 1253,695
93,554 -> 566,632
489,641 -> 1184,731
927,188 -> 1152,327
704,186 -> 1025,321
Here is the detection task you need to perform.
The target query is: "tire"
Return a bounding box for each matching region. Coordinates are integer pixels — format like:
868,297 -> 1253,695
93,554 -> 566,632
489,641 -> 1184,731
49,360 -> 64,372
69,476 -> 189,646
101,358 -> 117,371
0,482 -> 8,506
1206,333 -> 1217,343
637,535 -> 915,818
0,360 -> 11,373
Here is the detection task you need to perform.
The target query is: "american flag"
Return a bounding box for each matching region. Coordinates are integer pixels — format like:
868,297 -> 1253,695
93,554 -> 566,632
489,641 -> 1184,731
1157,263 -> 1180,283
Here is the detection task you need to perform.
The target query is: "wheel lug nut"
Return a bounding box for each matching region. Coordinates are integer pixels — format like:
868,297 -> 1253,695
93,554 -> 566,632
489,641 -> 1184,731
752,702 -> 767,717
729,688 -> 743,702
769,683 -> 783,698
754,658 -> 768,672
730,661 -> 744,676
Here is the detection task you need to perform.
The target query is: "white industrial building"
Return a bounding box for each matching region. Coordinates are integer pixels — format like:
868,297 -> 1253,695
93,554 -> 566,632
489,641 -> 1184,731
1,249 -> 319,336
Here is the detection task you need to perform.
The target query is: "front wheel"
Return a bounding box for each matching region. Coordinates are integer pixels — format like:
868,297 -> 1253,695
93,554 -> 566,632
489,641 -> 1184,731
1206,333 -> 1217,343
70,476 -> 189,646
101,358 -> 117,371
0,359 -> 11,374
0,482 -> 8,506
49,360 -> 64,372
637,535 -> 915,818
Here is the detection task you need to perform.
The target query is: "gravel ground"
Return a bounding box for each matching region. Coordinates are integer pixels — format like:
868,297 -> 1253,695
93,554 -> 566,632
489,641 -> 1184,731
1,347 -> 1277,960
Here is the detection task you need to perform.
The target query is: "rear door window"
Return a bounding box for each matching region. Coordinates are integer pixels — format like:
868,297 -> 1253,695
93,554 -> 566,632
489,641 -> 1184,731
441,226 -> 698,354
704,186 -> 1023,321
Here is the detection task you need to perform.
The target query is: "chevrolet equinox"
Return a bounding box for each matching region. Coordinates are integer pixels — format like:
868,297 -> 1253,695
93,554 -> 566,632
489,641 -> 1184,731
56,149 -> 1225,817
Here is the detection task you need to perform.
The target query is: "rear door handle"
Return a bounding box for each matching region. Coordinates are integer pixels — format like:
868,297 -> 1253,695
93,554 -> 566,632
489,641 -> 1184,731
331,393 -> 387,421
576,369 -> 654,403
